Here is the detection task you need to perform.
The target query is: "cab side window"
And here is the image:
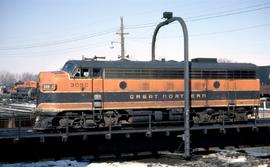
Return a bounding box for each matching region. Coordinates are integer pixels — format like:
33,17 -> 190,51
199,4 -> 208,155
82,68 -> 90,77
74,68 -> 91,78
74,68 -> 81,77
93,68 -> 102,78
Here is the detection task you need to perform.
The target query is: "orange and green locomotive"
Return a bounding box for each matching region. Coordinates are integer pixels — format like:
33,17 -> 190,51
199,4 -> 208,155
34,58 -> 260,129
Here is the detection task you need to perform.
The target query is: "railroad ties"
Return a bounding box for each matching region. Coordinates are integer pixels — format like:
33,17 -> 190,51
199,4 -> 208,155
1,118 -> 270,144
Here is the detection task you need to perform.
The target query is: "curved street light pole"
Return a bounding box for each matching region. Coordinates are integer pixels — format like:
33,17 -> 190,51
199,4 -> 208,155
151,12 -> 190,159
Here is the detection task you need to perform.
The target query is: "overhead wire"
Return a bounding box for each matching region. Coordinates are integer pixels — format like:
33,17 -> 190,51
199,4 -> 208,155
0,28 -> 117,50
0,39 -> 115,56
125,3 -> 270,29
186,2 -> 270,20
127,23 -> 270,40
188,6 -> 270,22
0,1 -> 269,51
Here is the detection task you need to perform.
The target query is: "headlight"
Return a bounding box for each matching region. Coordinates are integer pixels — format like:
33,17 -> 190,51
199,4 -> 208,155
42,84 -> 57,91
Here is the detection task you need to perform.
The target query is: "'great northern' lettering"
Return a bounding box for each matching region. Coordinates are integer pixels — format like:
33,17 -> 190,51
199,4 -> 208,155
129,92 -> 207,101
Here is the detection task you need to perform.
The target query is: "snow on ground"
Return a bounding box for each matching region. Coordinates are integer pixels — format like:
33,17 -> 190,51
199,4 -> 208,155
0,161 -> 175,167
0,160 -> 88,167
10,103 -> 36,108
204,150 -> 247,163
0,107 -> 31,112
87,162 -> 175,167
1,149 -> 270,167
245,147 -> 270,157
1,158 -> 269,167
0,159 -> 269,167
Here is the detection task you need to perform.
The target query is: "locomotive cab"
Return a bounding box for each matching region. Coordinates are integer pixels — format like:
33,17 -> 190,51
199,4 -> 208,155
35,61 -> 107,129
62,62 -> 103,78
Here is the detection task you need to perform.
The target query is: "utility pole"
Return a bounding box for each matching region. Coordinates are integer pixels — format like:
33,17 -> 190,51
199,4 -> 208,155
116,16 -> 129,60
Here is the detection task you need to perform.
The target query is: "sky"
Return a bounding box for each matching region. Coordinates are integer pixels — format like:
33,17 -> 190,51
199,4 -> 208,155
0,0 -> 269,73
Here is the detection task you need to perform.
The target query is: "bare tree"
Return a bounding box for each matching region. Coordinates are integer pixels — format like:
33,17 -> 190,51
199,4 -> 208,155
0,71 -> 38,86
20,72 -> 38,82
0,71 -> 17,86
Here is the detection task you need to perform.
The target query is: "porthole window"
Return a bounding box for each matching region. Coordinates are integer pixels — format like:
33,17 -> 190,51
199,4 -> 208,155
213,81 -> 220,89
119,81 -> 127,89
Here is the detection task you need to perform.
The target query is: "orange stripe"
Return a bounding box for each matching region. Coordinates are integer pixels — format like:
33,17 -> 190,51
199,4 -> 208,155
37,103 -> 92,112
104,79 -> 260,92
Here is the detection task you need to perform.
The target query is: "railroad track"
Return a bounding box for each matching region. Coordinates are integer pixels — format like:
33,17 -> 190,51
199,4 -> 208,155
0,100 -> 35,128
0,101 -> 35,116
0,118 -> 270,139
0,117 -> 269,162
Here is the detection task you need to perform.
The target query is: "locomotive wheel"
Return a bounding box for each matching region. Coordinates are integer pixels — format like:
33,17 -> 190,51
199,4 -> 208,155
59,118 -> 73,128
192,112 -> 211,124
234,112 -> 248,122
103,111 -> 120,127
55,111 -> 122,129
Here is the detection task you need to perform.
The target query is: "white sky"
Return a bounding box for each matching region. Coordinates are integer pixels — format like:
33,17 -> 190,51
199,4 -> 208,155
0,0 -> 269,73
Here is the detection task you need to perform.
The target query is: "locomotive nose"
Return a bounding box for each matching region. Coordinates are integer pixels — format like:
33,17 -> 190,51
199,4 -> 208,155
38,71 -> 65,92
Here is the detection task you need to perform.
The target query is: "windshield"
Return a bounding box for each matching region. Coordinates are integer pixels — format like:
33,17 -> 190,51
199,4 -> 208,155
62,63 -> 75,74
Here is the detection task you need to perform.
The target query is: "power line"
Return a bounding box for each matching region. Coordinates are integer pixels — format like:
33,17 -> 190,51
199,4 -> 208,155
188,6 -> 270,22
125,0 -> 261,29
0,40 -> 112,57
127,23 -> 270,40
0,29 -> 117,50
4,23 -> 268,57
191,23 -> 270,36
1,2 -> 269,51
125,3 -> 270,30
186,2 -> 270,20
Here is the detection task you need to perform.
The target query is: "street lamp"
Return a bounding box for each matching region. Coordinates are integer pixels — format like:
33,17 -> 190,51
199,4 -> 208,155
110,41 -> 120,49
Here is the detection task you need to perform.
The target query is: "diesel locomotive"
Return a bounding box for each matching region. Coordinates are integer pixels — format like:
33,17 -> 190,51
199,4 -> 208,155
10,80 -> 38,99
34,57 -> 260,130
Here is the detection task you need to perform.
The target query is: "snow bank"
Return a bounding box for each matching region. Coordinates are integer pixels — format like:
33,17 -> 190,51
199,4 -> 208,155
10,103 -> 36,108
0,160 -> 88,167
87,162 -> 176,167
1,161 -> 177,167
203,150 -> 247,164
